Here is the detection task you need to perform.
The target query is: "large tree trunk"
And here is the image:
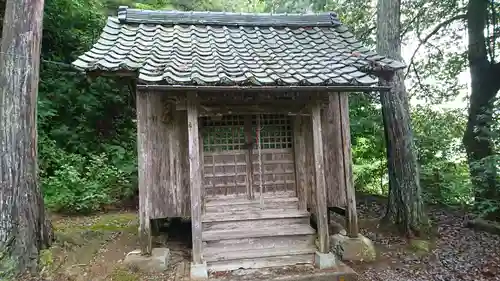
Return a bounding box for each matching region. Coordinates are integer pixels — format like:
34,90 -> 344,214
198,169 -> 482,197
463,0 -> 500,221
376,0 -> 426,237
0,0 -> 51,278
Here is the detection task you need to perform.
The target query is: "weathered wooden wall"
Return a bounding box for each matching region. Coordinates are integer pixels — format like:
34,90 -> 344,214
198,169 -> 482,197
294,93 -> 355,210
137,90 -> 190,224
322,93 -> 348,208
293,116 -> 316,212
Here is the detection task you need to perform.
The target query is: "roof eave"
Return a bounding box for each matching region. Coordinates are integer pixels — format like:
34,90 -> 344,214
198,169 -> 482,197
136,84 -> 392,92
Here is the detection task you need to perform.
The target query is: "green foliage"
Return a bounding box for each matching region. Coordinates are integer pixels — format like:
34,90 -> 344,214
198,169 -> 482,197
32,0 -> 498,215
40,136 -> 132,213
38,0 -> 137,213
412,106 -> 473,204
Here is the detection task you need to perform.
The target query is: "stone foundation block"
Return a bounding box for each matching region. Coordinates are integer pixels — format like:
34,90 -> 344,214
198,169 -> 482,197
330,234 -> 376,262
190,261 -> 208,280
123,248 -> 170,272
314,251 -> 337,269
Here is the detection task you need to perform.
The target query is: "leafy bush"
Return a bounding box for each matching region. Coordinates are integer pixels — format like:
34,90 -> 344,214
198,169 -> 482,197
40,136 -> 133,213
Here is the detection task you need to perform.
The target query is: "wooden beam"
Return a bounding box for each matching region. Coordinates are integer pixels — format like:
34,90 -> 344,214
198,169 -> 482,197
339,92 -> 359,238
293,116 -> 307,210
187,92 -> 203,264
311,101 -> 330,253
136,90 -> 152,255
197,104 -> 312,116
137,84 -> 392,92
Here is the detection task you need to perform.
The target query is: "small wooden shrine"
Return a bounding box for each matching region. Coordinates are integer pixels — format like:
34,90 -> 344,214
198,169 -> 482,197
72,6 -> 404,278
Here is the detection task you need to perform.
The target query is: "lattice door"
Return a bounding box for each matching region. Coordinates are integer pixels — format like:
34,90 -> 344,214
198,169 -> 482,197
251,114 -> 296,198
201,115 -> 248,198
201,114 -> 296,200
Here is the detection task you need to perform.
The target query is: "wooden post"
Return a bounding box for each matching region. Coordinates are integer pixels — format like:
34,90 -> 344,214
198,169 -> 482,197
136,90 -> 152,255
339,92 -> 359,238
244,115 -> 254,200
293,116 -> 307,210
311,101 -> 330,253
199,123 -> 205,214
187,92 -> 203,264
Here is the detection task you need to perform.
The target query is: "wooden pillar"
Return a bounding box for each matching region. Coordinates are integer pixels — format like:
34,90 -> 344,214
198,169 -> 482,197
293,116 -> 307,210
136,90 -> 152,255
338,92 -> 359,238
244,115 -> 254,200
311,101 -> 330,253
187,92 -> 203,265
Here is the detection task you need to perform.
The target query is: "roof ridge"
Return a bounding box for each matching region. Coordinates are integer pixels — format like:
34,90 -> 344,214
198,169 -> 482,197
117,6 -> 341,27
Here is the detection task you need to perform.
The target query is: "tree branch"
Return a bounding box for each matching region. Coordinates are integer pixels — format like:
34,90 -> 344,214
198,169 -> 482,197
400,8 -> 426,40
404,13 -> 467,79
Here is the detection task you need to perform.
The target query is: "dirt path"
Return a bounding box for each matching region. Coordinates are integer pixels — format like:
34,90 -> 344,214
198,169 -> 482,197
43,201 -> 499,281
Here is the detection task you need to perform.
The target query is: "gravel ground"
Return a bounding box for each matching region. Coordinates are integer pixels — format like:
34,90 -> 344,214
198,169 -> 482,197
351,198 -> 500,281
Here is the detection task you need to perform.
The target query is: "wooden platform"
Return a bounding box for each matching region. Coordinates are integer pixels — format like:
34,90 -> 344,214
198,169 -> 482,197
202,197 -> 317,272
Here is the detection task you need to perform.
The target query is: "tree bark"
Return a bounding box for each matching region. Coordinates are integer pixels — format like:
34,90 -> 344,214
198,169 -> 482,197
0,0 -> 51,279
463,0 -> 500,221
376,0 -> 426,237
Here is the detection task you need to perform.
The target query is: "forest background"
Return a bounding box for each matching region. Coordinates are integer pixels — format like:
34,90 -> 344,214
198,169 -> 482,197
2,0 -> 497,217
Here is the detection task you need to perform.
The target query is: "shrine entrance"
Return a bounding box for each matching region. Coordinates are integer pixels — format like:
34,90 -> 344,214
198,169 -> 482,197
201,114 -> 296,202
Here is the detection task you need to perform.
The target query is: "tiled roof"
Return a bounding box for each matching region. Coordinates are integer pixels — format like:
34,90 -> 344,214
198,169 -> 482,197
72,7 -> 406,86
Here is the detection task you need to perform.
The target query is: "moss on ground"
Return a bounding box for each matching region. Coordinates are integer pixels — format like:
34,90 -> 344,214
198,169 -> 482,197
408,239 -> 432,254
40,212 -> 140,281
53,212 -> 138,234
109,267 -> 140,281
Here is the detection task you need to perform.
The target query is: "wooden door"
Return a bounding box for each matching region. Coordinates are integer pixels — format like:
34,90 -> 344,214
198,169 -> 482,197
251,114 -> 296,199
201,114 -> 296,200
201,115 -> 249,199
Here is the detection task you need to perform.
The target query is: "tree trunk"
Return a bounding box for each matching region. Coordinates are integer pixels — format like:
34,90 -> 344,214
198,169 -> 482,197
376,0 -> 426,237
463,0 -> 500,221
0,0 -> 51,279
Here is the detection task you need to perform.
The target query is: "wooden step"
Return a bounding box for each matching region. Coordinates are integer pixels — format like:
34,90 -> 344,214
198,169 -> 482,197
205,198 -> 299,213
204,234 -> 316,251
204,245 -> 316,262
203,209 -> 309,222
207,254 -> 314,272
206,197 -> 298,206
203,209 -> 310,231
202,224 -> 315,241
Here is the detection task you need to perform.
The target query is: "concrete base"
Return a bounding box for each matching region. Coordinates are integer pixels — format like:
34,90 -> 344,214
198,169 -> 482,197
314,251 -> 337,270
330,234 -> 376,262
123,248 -> 170,272
190,261 -> 209,280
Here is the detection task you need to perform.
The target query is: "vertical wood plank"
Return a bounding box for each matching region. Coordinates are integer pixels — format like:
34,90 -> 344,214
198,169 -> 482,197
199,122 -> 205,214
178,110 -> 191,216
339,92 -> 359,238
311,101 -> 330,253
293,116 -> 307,210
303,118 -> 315,211
187,93 -> 203,264
322,94 -> 346,208
244,115 -> 254,200
136,90 -> 152,255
